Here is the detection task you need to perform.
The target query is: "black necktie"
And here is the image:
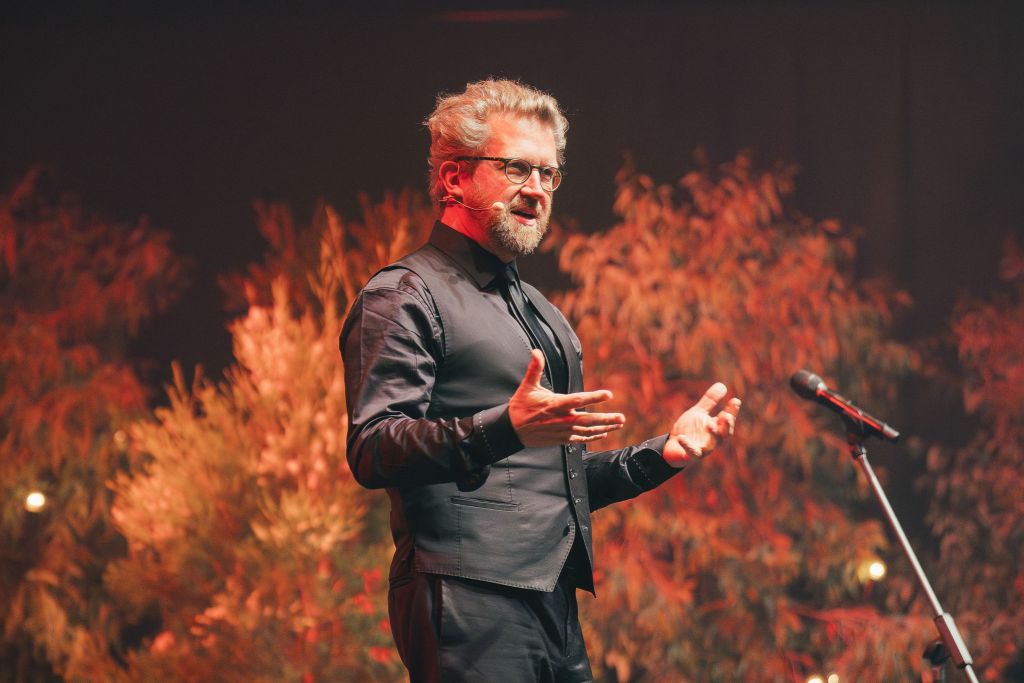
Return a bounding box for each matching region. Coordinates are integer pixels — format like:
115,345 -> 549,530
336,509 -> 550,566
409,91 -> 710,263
502,265 -> 569,394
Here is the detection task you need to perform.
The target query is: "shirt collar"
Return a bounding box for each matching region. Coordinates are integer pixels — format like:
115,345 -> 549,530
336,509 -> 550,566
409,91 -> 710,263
428,221 -> 517,290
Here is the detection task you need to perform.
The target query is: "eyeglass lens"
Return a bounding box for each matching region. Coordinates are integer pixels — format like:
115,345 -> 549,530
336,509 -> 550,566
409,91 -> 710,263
505,159 -> 561,191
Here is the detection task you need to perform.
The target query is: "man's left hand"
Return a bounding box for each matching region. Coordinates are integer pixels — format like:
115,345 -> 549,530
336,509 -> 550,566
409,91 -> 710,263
662,382 -> 741,467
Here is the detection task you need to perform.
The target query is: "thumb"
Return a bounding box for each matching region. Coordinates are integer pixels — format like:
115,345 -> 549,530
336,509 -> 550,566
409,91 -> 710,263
694,382 -> 728,412
520,349 -> 545,389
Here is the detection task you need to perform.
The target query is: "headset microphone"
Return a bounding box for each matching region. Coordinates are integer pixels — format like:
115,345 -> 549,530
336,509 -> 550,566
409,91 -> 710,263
443,196 -> 506,212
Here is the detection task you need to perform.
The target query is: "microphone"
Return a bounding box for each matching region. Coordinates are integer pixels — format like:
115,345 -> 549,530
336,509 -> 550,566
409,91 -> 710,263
789,370 -> 900,442
443,195 -> 506,212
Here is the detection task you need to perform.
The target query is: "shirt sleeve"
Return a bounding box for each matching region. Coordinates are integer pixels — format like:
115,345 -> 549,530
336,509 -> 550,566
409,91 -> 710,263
582,434 -> 681,511
340,270 -> 522,491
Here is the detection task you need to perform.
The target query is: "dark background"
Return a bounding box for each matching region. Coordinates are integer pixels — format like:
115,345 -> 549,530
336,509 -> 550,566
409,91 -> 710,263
2,1 -> 1022,401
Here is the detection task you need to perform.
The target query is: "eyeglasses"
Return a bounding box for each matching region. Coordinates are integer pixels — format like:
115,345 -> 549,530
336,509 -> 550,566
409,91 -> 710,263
455,156 -> 564,192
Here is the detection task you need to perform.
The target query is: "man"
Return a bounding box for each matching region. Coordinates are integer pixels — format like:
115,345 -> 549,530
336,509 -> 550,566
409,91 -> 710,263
340,79 -> 741,682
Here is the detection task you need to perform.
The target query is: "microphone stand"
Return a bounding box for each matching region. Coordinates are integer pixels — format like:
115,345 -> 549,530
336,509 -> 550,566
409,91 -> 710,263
844,420 -> 980,683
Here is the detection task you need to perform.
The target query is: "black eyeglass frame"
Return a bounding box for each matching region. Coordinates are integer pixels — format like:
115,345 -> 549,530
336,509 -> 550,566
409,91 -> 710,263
454,156 -> 565,191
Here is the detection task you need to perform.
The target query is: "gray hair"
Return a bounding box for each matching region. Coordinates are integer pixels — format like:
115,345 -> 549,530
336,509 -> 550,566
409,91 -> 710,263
424,79 -> 568,203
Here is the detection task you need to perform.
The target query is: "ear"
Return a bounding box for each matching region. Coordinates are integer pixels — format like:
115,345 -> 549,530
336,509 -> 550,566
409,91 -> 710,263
438,160 -> 464,200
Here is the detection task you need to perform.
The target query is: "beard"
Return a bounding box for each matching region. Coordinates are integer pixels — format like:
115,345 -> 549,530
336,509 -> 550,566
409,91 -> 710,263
485,197 -> 550,258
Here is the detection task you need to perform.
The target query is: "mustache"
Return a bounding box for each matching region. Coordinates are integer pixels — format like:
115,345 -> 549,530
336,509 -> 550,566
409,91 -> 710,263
507,198 -> 543,214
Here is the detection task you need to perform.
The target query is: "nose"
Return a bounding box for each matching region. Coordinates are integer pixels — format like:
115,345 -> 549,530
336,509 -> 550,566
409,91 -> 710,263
520,168 -> 547,198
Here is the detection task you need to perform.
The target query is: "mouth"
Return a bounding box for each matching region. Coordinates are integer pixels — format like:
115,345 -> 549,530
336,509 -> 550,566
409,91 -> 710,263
510,206 -> 539,225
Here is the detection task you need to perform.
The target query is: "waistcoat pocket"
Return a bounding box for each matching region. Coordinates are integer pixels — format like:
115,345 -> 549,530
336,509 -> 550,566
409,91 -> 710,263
449,496 -> 519,511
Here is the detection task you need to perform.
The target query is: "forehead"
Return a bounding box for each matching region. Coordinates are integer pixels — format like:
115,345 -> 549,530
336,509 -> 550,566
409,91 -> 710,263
484,113 -> 557,164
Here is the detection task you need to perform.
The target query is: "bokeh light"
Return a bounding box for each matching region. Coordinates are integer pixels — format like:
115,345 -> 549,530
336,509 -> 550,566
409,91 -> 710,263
24,491 -> 46,512
857,557 -> 888,583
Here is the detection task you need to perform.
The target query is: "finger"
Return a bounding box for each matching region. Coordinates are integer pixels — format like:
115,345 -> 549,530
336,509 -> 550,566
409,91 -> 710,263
569,411 -> 626,427
694,382 -> 728,412
571,423 -> 624,436
716,411 -> 736,437
520,349 -> 546,389
722,397 -> 742,417
678,432 -> 714,458
569,432 -> 610,443
561,389 -> 614,410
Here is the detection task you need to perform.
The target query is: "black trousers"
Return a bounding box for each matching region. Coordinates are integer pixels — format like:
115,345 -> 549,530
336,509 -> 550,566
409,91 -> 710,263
388,567 -> 594,683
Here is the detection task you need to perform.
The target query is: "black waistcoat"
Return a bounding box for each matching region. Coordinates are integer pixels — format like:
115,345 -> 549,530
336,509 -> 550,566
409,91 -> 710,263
383,240 -> 595,592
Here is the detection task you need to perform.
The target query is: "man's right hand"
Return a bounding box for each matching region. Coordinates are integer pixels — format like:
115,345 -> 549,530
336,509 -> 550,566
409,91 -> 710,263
509,350 -> 625,448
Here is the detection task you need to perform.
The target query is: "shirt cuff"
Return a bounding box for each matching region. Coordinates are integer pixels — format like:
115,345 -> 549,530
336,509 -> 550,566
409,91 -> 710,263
470,403 -> 524,464
625,434 -> 678,489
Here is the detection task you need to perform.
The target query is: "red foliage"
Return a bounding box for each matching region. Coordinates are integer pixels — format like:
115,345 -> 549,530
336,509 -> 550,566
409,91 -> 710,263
0,167 -> 182,679
554,152 -> 919,681
101,194 -> 432,681
921,235 -> 1024,680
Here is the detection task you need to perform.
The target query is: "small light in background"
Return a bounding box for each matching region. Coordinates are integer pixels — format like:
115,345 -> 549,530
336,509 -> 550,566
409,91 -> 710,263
828,674 -> 841,683
857,557 -> 887,583
25,491 -> 46,512
807,676 -> 824,683
113,429 -> 129,451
